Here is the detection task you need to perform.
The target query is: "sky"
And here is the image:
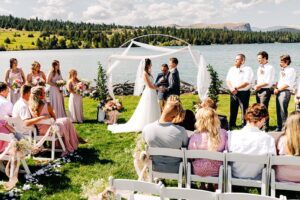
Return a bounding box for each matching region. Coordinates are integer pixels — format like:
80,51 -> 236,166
0,0 -> 300,28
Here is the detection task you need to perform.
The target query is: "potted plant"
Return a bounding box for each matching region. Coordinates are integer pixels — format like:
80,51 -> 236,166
91,62 -> 109,122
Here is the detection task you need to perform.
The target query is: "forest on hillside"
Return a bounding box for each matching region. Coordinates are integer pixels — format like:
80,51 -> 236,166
1,15 -> 300,50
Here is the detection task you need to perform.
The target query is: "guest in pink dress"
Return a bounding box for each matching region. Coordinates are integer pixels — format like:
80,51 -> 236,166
188,107 -> 228,177
26,61 -> 47,87
67,69 -> 84,123
46,60 -> 66,118
276,111 -> 300,182
4,58 -> 26,104
0,120 -> 16,152
29,86 -> 79,155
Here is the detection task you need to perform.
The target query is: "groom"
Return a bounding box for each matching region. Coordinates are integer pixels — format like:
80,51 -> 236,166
164,57 -> 180,98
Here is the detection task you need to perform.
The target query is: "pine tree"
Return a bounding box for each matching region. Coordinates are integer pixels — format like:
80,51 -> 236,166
91,62 -> 109,106
207,64 -> 223,103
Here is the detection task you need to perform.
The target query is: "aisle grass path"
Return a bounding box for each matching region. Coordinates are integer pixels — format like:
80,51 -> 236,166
0,94 -> 298,199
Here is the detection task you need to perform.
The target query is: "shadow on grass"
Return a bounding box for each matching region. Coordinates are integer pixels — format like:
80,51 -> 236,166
77,147 -> 114,165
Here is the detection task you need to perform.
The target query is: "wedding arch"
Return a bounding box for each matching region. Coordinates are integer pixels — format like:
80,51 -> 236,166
106,34 -> 210,100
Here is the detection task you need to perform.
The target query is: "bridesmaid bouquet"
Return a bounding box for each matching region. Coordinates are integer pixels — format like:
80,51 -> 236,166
32,76 -> 45,86
56,80 -> 66,92
11,79 -> 23,94
74,79 -> 91,96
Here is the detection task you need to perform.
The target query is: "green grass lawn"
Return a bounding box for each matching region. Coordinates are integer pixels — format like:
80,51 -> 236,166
0,94 -> 298,199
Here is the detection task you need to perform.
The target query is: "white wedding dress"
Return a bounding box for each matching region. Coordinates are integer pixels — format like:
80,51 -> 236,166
108,76 -> 161,133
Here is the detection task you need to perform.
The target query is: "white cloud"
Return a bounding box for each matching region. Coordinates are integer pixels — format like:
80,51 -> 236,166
0,7 -> 11,15
82,0 -> 217,26
31,6 -> 67,20
37,0 -> 74,6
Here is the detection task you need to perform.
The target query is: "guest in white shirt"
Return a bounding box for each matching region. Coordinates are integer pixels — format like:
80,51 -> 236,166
12,84 -> 49,131
228,103 -> 276,179
254,51 -> 275,131
0,82 -> 13,116
226,54 -> 253,129
295,77 -> 300,111
274,55 -> 296,131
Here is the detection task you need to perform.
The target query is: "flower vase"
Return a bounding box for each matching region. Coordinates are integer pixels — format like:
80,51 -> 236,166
106,110 -> 119,125
97,104 -> 105,122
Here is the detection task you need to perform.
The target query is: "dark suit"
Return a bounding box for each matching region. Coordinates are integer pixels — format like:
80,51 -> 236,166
166,68 -> 180,98
155,73 -> 169,100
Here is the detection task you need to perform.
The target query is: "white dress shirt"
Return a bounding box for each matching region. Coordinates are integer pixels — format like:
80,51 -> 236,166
0,95 -> 13,116
277,66 -> 296,91
228,126 -> 276,179
12,98 -> 31,120
226,65 -> 254,91
296,77 -> 300,97
256,63 -> 275,88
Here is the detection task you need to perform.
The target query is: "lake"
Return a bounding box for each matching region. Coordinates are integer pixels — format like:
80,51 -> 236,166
1,43 -> 300,85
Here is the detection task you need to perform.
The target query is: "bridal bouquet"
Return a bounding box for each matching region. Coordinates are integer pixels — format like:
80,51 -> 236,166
32,76 -> 45,86
11,79 -> 23,93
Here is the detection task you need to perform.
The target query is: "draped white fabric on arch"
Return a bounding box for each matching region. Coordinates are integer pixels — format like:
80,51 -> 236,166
106,38 -> 211,101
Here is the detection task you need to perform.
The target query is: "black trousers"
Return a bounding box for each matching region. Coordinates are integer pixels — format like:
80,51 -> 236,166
230,90 -> 251,128
256,88 -> 272,128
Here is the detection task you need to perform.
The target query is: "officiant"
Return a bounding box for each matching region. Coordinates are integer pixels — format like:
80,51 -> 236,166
155,64 -> 169,113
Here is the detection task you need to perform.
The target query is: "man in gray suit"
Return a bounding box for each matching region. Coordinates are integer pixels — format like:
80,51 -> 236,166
165,57 -> 180,98
155,64 -> 169,112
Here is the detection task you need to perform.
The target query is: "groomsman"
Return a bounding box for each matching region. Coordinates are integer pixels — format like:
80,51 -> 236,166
155,64 -> 169,112
165,57 -> 180,98
274,55 -> 296,131
226,54 -> 253,129
254,51 -> 275,131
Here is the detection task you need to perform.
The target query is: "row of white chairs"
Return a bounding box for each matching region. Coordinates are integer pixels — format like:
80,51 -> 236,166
0,116 -> 66,179
109,177 -> 287,200
147,147 -> 300,197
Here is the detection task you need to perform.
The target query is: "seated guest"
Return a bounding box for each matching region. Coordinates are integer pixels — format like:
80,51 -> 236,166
276,111 -> 300,182
0,120 -> 18,152
228,103 -> 276,179
142,101 -> 188,173
0,82 -> 13,116
28,86 -> 79,155
188,107 -> 228,177
201,98 -> 229,131
167,95 -> 196,131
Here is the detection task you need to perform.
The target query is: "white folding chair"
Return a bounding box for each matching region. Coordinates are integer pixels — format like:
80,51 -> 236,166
218,193 -> 287,200
33,118 -> 66,160
184,149 -> 225,192
160,185 -> 217,200
0,133 -> 31,177
109,176 -> 161,200
225,153 -> 270,195
3,115 -> 34,143
269,155 -> 300,197
147,147 -> 185,187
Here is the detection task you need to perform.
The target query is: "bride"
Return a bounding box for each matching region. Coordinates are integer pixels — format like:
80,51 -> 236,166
108,58 -> 161,133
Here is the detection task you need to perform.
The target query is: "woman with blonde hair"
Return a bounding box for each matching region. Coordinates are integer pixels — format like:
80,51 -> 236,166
26,61 -> 46,86
188,107 -> 227,179
46,60 -> 66,118
4,58 -> 26,104
167,95 -> 195,131
29,86 -> 79,155
276,111 -> 300,182
67,69 -> 83,123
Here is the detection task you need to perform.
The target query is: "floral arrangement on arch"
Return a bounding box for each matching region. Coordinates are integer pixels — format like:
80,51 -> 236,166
11,79 -> 23,93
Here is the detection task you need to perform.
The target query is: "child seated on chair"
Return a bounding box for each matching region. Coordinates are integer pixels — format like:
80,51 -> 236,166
276,111 -> 300,182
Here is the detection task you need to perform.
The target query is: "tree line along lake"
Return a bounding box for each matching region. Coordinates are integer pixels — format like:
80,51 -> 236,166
1,43 -> 300,86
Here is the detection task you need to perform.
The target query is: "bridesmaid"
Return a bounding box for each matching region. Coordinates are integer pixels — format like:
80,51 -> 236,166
4,58 -> 26,104
26,61 -> 47,87
46,60 -> 67,118
67,69 -> 83,123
